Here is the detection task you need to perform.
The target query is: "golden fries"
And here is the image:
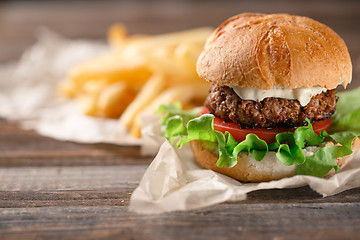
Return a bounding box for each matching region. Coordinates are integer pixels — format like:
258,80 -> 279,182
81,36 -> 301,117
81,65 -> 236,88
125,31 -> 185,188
59,24 -> 213,138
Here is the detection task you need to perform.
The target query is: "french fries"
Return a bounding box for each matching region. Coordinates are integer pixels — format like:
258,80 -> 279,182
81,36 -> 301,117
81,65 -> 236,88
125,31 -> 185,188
129,84 -> 209,137
59,24 -> 214,138
119,74 -> 166,129
97,82 -> 134,118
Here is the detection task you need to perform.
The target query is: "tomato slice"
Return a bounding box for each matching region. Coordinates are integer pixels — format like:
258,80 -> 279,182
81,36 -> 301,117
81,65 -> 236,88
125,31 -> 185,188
200,108 -> 332,144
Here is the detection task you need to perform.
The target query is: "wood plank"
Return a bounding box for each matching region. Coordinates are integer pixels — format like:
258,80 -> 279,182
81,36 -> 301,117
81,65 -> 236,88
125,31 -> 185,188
1,186 -> 360,209
0,191 -> 131,208
0,164 -> 360,208
0,153 -> 152,167
0,165 -> 147,192
0,202 -> 359,240
0,120 -> 139,155
0,120 -> 153,166
0,165 -> 145,207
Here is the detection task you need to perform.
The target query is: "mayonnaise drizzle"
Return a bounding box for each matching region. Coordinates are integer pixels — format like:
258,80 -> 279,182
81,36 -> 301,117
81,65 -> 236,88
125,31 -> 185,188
231,85 -> 328,106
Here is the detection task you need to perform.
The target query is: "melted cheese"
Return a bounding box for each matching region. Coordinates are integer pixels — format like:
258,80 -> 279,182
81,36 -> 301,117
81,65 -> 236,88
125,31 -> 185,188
231,85 -> 327,106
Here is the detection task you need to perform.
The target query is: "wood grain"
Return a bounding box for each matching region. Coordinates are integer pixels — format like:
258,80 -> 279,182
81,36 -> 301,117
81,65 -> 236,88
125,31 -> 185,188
1,175 -> 360,208
0,120 -> 152,167
0,202 -> 360,240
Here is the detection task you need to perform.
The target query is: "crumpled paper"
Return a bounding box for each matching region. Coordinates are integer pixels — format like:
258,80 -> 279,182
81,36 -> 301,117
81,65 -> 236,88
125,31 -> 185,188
0,29 -> 141,145
130,115 -> 360,214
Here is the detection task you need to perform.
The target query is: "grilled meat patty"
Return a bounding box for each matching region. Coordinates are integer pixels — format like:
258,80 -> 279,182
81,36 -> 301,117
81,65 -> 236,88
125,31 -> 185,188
204,85 -> 337,128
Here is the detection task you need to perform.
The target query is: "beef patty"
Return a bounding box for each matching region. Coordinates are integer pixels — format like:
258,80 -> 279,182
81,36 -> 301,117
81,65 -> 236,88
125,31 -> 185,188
204,85 -> 337,128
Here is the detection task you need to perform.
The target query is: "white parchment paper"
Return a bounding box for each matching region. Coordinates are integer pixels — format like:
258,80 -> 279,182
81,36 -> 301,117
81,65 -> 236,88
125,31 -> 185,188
0,29 -> 141,145
130,115 -> 360,214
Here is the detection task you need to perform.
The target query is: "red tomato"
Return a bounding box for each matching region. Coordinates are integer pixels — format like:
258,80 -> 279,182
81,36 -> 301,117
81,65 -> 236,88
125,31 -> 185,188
200,108 -> 332,144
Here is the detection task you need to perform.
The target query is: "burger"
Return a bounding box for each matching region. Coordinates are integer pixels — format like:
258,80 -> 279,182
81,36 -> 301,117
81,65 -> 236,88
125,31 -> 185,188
159,13 -> 360,182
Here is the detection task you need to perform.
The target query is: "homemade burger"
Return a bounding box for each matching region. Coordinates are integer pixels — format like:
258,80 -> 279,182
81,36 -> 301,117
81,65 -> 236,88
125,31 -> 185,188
160,13 -> 360,182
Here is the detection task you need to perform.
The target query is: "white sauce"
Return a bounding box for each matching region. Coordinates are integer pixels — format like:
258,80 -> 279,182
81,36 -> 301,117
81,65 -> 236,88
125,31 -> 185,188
231,85 -> 327,106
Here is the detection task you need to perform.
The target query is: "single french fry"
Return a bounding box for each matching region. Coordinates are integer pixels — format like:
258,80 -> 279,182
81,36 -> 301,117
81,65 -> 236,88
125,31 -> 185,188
82,79 -> 109,94
108,23 -> 128,46
108,23 -> 150,51
57,78 -> 78,98
119,74 -> 165,128
78,94 -> 98,117
129,123 -> 142,138
97,82 -> 134,118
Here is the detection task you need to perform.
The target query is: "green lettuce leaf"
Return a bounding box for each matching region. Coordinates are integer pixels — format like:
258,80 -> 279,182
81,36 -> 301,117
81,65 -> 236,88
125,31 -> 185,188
162,115 -> 187,144
295,127 -> 359,177
157,103 -> 202,126
233,134 -> 268,161
331,87 -> 360,132
294,119 -> 324,148
296,145 -> 351,177
177,114 -> 217,147
158,103 -> 203,144
325,131 -> 359,150
275,132 -> 305,166
215,132 -> 238,168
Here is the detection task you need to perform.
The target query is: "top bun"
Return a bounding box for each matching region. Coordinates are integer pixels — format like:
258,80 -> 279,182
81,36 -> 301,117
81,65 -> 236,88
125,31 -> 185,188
197,13 -> 352,90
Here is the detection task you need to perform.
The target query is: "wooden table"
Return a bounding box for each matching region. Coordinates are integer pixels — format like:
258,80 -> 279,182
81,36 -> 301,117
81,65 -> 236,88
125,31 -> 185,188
1,1 -> 360,239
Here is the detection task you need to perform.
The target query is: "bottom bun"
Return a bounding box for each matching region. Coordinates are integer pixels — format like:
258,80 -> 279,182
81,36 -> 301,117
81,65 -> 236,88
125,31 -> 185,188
191,138 -> 360,182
